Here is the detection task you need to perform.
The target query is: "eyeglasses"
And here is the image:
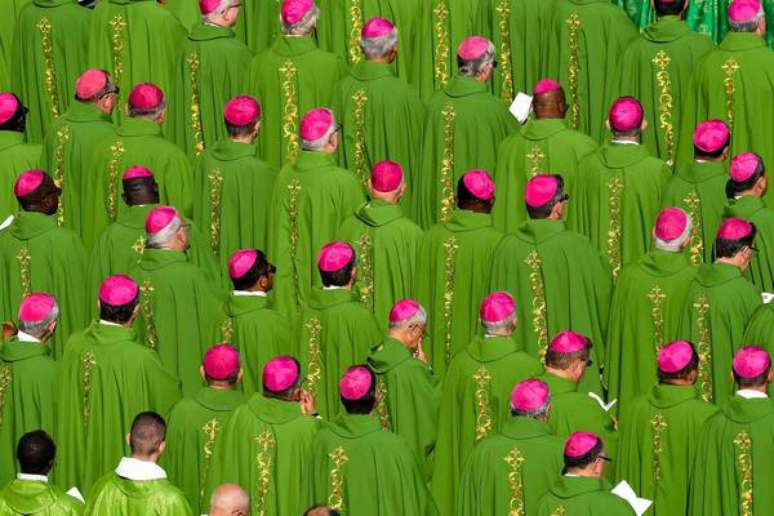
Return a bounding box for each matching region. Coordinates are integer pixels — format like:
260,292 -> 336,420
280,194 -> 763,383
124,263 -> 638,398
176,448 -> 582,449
597,455 -> 612,463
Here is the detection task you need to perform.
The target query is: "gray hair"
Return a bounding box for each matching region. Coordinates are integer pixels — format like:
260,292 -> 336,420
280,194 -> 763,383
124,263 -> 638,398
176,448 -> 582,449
202,0 -> 237,23
281,5 -> 320,35
388,305 -> 428,329
729,10 -> 764,32
147,215 -> 183,248
483,313 -> 516,335
301,115 -> 338,151
654,216 -> 693,252
513,399 -> 550,419
361,28 -> 399,60
458,41 -> 496,77
18,303 -> 59,338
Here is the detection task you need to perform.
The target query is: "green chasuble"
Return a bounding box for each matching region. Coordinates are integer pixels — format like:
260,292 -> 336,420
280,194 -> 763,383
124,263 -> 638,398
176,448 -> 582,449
0,131 -> 41,223
742,303 -> 774,397
687,0 -> 774,47
0,338 -> 57,487
614,16 -> 713,167
331,60 -> 425,207
0,211 -> 87,360
677,263 -> 762,404
130,248 -> 224,397
689,395 -> 774,516
170,23 -> 253,160
163,387 -> 244,515
724,195 -> 774,293
489,219 -> 611,395
307,413 -> 438,515
431,335 -> 542,515
544,0 -> 638,142
0,0 -> 30,82
616,384 -> 718,516
575,142 -> 671,279
414,210 -> 503,376
242,36 -> 347,171
297,288 -> 382,419
537,476 -> 635,515
80,117 -> 194,250
458,416 -> 564,516
39,101 -> 115,236
316,0 -> 393,68
491,117 -> 597,233
192,139 -> 276,276
86,468 -> 193,516
415,75 -> 517,228
605,250 -> 697,414
337,200 -> 424,330
0,478 -> 83,515
232,0 -> 280,53
56,321 -> 181,493
205,395 -> 319,516
661,160 -> 728,265
11,0 -> 90,144
367,337 -> 441,478
163,0 -> 200,31
268,151 -> 364,316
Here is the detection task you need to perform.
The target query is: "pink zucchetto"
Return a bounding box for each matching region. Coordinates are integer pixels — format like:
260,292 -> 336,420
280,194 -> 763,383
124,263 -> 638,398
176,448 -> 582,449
549,331 -> 590,354
564,431 -> 601,458
228,249 -> 258,279
14,170 -> 46,197
389,299 -> 422,324
99,274 -> 139,306
608,97 -> 644,133
224,95 -> 261,127
457,36 -> 491,60
693,120 -> 729,154
533,78 -> 562,96
371,160 -> 403,193
480,291 -> 515,324
510,379 -> 550,411
76,69 -> 108,100
658,341 -> 695,373
203,343 -> 241,380
525,174 -> 560,208
0,93 -> 19,125
128,83 -> 164,111
18,293 -> 57,324
717,217 -> 754,240
733,346 -> 770,379
362,17 -> 395,38
728,0 -> 762,22
281,0 -> 314,25
263,356 -> 300,392
122,165 -> 153,181
462,169 -> 495,201
199,0 -> 223,15
300,107 -> 334,141
317,241 -> 354,272
339,366 -> 373,400
145,206 -> 179,234
655,207 -> 689,241
729,152 -> 762,183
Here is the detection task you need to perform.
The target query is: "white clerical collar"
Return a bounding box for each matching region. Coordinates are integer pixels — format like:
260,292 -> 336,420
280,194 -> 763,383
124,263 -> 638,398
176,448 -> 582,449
0,214 -> 13,231
323,285 -> 347,290
115,457 -> 167,481
611,139 -> 639,145
16,330 -> 41,343
99,319 -> 122,327
563,473 -> 581,477
232,290 -> 268,297
17,473 -> 48,483
736,389 -> 768,399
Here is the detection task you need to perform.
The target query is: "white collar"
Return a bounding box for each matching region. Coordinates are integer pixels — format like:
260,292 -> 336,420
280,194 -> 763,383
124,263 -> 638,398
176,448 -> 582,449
115,457 -> 167,481
563,473 -> 581,477
322,285 -> 347,291
16,330 -> 41,343
611,139 -> 639,146
232,290 -> 268,297
736,389 -> 768,399
99,319 -> 122,327
0,214 -> 13,231
17,473 -> 48,483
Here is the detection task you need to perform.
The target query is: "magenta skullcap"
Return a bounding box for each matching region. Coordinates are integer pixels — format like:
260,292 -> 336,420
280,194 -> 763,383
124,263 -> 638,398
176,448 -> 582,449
99,274 -> 139,306
658,340 -> 696,373
728,0 -> 762,22
14,170 -> 46,198
300,107 -> 334,141
389,299 -> 422,324
203,343 -> 241,380
228,249 -> 258,279
199,0 -> 223,15
317,241 -> 354,272
729,152 -> 762,183
462,169 -> 495,201
510,379 -> 550,411
128,83 -> 164,110
733,346 -> 770,378
457,36 -> 491,60
0,93 -> 19,125
525,174 -> 560,208
18,293 -> 57,324
371,160 -> 404,193
549,330 -> 590,353
717,217 -> 754,240
362,16 -> 395,38
224,95 -> 261,127
693,120 -> 729,154
608,97 -> 644,133
564,431 -> 601,458
281,0 -> 314,25
263,356 -> 300,392
480,291 -> 515,324
339,366 -> 373,400
145,206 -> 179,234
75,69 -> 108,100
533,78 -> 562,96
122,165 -> 153,181
655,207 -> 689,241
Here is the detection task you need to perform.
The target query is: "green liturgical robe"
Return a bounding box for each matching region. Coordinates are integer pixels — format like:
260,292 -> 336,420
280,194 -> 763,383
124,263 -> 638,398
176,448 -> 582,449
337,200 -> 424,330
243,36 -> 347,170
316,0 -> 392,68
268,151 -> 364,316
205,394 -> 319,516
86,469 -> 193,516
11,0 -> 90,144
232,0 -> 280,53
686,0 -> 774,46
163,0 -> 200,31
0,0 -> 30,81
170,23 -> 253,160
163,387 -> 244,515
544,0 -> 638,142
0,338 -> 58,487
689,395 -> 774,516
431,336 -> 542,515
677,263 -> 762,404
661,160 -> 728,265
130,249 -> 224,397
415,210 -> 503,375
415,75 -> 517,228
724,195 -> 774,293
575,142 -> 671,279
56,322 -> 181,493
0,211 -> 87,360
605,250 -> 697,413
458,416 -> 564,516
297,288 -> 382,419
0,132 -> 40,223
491,117 -> 597,233
367,337 -> 441,478
616,384 -> 718,516
537,476 -> 635,515
307,413 -> 438,515
0,478 -> 83,515
742,303 -> 774,397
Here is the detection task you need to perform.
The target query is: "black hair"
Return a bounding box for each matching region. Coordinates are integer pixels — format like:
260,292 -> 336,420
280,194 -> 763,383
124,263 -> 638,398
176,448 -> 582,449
526,174 -> 567,219
232,249 -> 276,290
226,120 -> 257,138
694,142 -> 728,160
735,366 -> 771,388
725,154 -> 766,198
654,0 -> 686,16
714,224 -> 757,259
456,176 -> 493,210
563,438 -> 604,473
99,295 -> 139,324
320,258 -> 355,288
263,357 -> 302,399
205,369 -> 241,385
341,366 -> 377,415
130,411 -> 166,455
17,430 -> 55,475
0,94 -> 27,133
303,507 -> 340,516
658,343 -> 700,382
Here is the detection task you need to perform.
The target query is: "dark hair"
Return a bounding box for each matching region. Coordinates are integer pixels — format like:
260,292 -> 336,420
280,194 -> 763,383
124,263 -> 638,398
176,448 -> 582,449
658,344 -> 700,382
526,174 -> 566,219
99,295 -> 139,324
714,224 -> 757,259
17,430 -> 55,475
303,507 -> 340,516
725,155 -> 766,198
0,94 -> 27,132
694,142 -> 728,160
128,101 -> 165,119
123,177 -> 159,206
17,173 -> 59,211
545,346 -> 590,370
206,369 -> 241,385
232,249 -> 276,290
341,366 -> 377,415
226,120 -> 257,138
654,0 -> 686,16
456,176 -> 493,210
563,438 -> 605,472
130,411 -> 166,455
320,258 -> 355,288
262,357 -> 302,398
734,366 -> 771,388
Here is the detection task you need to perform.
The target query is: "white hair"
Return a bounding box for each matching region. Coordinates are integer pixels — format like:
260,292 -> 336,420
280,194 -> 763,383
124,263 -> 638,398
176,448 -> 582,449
512,398 -> 550,419
388,305 -> 428,329
281,5 -> 320,35
147,216 -> 183,248
729,9 -> 764,32
458,41 -> 496,77
361,28 -> 399,60
301,116 -> 338,151
202,0 -> 236,23
654,217 -> 693,252
483,313 -> 516,335
18,303 -> 59,337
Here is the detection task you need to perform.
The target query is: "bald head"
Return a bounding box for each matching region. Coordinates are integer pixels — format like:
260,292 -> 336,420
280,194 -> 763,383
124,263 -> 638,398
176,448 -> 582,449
533,88 -> 567,119
209,484 -> 249,516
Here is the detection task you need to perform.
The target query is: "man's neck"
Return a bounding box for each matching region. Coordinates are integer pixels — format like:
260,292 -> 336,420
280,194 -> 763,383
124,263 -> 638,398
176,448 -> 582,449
230,135 -> 255,145
546,366 -> 577,383
208,382 -> 235,391
715,257 -> 742,269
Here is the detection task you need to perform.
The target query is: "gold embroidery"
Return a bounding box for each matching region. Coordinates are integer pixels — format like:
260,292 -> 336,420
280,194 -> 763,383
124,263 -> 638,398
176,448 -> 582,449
683,191 -> 703,264
565,13 -> 581,130
36,17 -> 60,119
504,447 -> 526,516
220,317 -> 234,341
109,15 -> 127,84
53,126 -> 70,226
81,351 -> 97,427
254,430 -> 276,516
496,0 -> 514,104
327,446 -> 349,511
439,104 -> 457,223
606,176 -> 624,280
357,232 -> 374,311
131,236 -> 146,256
16,247 -> 32,297
279,60 -> 300,162
647,286 -> 667,351
351,89 -> 369,189
722,58 -> 740,133
734,431 -> 753,516
208,169 -> 224,254
107,140 -> 126,222
348,0 -> 364,65
374,375 -> 391,431
304,317 -> 322,394
526,145 -> 545,177
433,1 -> 451,89
188,52 -> 205,156
525,251 -> 549,358
200,418 -> 222,499
140,281 -> 158,350
651,412 -> 667,484
442,237 -> 459,364
550,506 -> 567,516
287,179 -> 302,306
652,51 -> 675,166
0,365 -> 11,427
473,365 -> 493,440
693,294 -> 712,402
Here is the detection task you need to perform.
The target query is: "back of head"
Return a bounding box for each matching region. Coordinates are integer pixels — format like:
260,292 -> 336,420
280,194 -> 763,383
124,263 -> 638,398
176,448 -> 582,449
15,170 -> 59,214
75,69 -> 116,105
224,95 -> 261,139
654,0 -> 687,16
653,207 -> 692,252
456,36 -> 495,78
361,17 -> 398,61
99,274 -> 140,324
17,292 -> 59,339
532,78 -> 566,119
209,483 -> 250,516
727,0 -> 764,32
229,248 -> 275,291
545,331 -> 591,370
130,411 -> 166,457
510,379 -> 551,419
657,340 -> 699,384
524,174 -> 566,219
0,92 -> 27,132
17,431 -> 55,475
339,365 -> 376,414
726,152 -> 766,198
304,507 -> 340,516
608,96 -> 644,139
300,107 -> 337,152
457,169 -> 495,212
317,242 -> 355,287
714,217 -> 756,260
693,120 -> 730,160
127,83 -> 166,121
281,0 -> 319,35
563,432 -> 608,475
263,356 -> 302,399
122,165 -> 159,206
733,346 -> 771,388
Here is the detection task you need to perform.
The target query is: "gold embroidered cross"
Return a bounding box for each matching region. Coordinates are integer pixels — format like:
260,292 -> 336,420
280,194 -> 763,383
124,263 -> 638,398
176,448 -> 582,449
131,236 -> 146,255
526,146 -> 545,176
651,50 -> 671,69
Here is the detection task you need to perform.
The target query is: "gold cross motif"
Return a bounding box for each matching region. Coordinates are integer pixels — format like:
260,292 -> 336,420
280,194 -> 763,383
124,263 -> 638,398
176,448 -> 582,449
131,236 -> 146,255
651,50 -> 671,69
526,145 -> 545,176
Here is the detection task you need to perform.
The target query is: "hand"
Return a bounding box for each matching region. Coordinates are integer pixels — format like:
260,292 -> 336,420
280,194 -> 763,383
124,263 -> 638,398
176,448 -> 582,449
2,322 -> 17,340
299,389 -> 317,415
414,341 -> 428,364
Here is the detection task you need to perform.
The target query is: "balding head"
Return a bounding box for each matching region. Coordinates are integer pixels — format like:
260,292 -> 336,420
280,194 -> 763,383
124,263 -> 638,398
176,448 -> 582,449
533,88 -> 567,120
128,411 -> 166,461
209,484 -> 250,516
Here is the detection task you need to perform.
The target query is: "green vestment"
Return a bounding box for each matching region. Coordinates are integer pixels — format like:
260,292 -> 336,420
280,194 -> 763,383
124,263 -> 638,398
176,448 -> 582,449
431,335 -> 542,515
316,0 -> 393,69
677,263 -> 762,404
0,211 -> 87,360
307,413 -> 438,515
163,387 -> 244,515
85,470 -> 193,516
686,0 -> 774,47
458,416 -> 564,516
0,131 -> 41,223
415,75 -> 517,228
742,303 -> 774,397
0,0 -> 30,83
337,200 -> 424,330
56,321 -> 181,493
491,117 -> 597,233
232,0 -> 280,53
0,478 -> 83,515
537,476 -> 635,515
616,384 -> 718,516
723,195 -> 774,293
163,0 -> 200,31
